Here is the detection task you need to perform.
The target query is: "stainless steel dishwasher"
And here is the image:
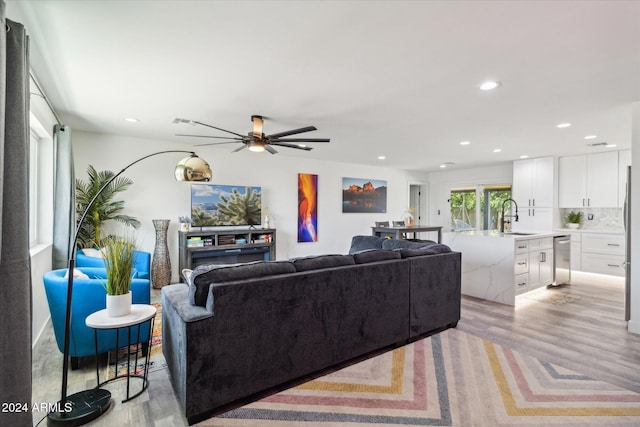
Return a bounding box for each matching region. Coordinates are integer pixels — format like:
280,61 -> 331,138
553,235 -> 571,285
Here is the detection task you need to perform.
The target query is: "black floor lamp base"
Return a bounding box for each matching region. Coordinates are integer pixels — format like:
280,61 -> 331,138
47,389 -> 111,426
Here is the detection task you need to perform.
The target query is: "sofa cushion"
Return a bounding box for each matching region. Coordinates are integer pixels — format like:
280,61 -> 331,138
189,261 -> 296,306
397,244 -> 452,258
353,250 -> 402,264
381,239 -> 437,250
291,254 -> 355,272
348,235 -> 385,254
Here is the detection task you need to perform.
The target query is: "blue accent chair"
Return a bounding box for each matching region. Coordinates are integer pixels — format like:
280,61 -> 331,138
43,267 -> 151,369
76,249 -> 151,279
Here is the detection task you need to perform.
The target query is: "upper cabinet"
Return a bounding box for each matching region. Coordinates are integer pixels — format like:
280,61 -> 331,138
512,157 -> 554,208
559,151 -> 619,208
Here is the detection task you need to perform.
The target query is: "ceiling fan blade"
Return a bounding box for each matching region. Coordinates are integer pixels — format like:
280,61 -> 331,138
191,120 -> 246,138
176,134 -> 243,140
194,141 -> 243,147
270,142 -> 313,151
264,144 -> 278,154
269,137 -> 330,143
232,145 -> 247,152
266,126 -> 317,139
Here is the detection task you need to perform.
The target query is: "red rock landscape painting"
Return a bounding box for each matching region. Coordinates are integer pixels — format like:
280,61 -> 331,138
342,177 -> 387,213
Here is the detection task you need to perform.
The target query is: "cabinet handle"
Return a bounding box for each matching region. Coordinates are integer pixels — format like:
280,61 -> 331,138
528,199 -> 531,206
607,243 -> 620,247
583,198 -> 586,206
517,261 -> 527,266
532,209 -> 535,217
517,245 -> 527,249
517,282 -> 527,287
608,264 -> 621,267
532,199 -> 535,207
588,198 -> 591,206
224,249 -> 242,253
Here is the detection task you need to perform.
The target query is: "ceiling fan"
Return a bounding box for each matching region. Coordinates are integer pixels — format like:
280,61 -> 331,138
174,115 -> 330,154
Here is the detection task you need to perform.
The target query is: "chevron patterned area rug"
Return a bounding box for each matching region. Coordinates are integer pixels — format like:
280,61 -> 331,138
198,328 -> 640,426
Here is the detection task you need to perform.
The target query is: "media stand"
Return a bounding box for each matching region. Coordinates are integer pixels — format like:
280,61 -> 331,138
178,228 -> 276,282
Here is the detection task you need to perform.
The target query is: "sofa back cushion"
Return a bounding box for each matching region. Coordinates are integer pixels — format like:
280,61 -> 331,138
381,239 -> 437,250
353,250 -> 402,264
189,261 -> 297,306
348,235 -> 385,254
291,254 -> 355,272
397,244 -> 451,258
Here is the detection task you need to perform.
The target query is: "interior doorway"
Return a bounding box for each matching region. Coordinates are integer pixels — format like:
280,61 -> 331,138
408,182 -> 428,224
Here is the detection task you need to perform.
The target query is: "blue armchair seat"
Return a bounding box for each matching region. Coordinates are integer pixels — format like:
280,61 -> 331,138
76,249 -> 151,279
43,267 -> 151,368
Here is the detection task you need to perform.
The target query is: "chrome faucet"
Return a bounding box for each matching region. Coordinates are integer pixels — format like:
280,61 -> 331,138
500,198 -> 519,233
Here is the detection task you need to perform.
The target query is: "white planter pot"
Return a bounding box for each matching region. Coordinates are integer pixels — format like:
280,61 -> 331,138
106,291 -> 132,317
566,223 -> 580,229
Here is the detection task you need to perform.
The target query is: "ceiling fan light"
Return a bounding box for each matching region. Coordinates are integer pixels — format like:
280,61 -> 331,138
248,140 -> 265,152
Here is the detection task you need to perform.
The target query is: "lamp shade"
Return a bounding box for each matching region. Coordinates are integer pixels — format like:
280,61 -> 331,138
174,154 -> 212,182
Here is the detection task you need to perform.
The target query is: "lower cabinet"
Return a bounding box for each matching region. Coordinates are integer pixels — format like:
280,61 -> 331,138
580,233 -> 625,277
514,237 -> 554,295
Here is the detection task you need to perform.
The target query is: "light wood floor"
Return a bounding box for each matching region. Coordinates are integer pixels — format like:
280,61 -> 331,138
31,272 -> 640,426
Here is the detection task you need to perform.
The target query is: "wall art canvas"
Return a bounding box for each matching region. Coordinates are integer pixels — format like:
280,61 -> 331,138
342,177 -> 387,213
298,173 -> 318,242
191,184 -> 262,227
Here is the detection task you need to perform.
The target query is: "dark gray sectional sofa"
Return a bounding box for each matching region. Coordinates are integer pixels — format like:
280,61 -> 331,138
161,236 -> 461,425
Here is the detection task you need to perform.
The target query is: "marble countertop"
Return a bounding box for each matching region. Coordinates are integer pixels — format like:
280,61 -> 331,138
553,228 -> 624,235
443,230 -> 568,240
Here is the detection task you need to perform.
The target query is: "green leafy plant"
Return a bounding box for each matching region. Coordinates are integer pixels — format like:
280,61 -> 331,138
564,211 -> 583,224
75,165 -> 141,248
102,234 -> 136,296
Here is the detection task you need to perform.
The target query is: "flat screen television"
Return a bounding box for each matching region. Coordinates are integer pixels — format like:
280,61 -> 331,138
191,184 -> 262,227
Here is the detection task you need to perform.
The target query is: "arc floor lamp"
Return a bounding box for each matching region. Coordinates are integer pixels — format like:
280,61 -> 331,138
48,150 -> 212,426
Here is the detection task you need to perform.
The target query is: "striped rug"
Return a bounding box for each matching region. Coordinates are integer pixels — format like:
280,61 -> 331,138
198,328 -> 640,426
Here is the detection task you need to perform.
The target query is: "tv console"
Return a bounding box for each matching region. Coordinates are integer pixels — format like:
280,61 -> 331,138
178,228 -> 276,281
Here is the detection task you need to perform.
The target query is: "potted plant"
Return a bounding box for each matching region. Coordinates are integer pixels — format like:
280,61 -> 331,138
178,216 -> 193,232
102,234 -> 137,317
564,211 -> 583,229
75,165 -> 141,249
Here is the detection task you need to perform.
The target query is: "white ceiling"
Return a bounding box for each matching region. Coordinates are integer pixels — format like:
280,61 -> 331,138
7,0 -> 640,172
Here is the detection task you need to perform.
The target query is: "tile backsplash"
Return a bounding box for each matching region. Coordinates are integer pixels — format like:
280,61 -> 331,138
560,208 -> 624,232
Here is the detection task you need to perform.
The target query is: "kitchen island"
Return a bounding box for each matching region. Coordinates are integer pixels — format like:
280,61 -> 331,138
443,230 -> 568,306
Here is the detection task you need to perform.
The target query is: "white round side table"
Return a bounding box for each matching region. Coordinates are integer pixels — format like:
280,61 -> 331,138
86,304 -> 157,402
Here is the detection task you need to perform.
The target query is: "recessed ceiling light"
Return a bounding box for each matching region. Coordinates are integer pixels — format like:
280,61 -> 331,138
439,164 -> 447,168
584,135 -> 597,140
606,143 -> 617,148
493,148 -> 502,153
440,162 -> 455,168
378,155 -> 386,160
460,141 -> 470,146
556,122 -> 571,128
298,144 -> 307,148
124,117 -> 139,123
520,155 -> 529,159
480,81 -> 501,91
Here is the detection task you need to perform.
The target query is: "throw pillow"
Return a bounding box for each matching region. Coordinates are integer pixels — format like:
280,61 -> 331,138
81,248 -> 104,258
348,235 -> 385,254
353,249 -> 402,264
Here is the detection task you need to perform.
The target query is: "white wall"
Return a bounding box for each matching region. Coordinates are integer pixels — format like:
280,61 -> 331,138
426,163 -> 513,230
72,131 -> 428,282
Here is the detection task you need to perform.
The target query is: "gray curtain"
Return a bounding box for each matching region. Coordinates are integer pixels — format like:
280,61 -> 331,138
0,1 -> 32,426
53,124 -> 75,269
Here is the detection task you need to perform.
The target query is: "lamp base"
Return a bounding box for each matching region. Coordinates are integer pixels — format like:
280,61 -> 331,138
47,389 -> 111,426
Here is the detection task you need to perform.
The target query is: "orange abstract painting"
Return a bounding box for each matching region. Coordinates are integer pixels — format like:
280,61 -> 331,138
298,173 -> 318,242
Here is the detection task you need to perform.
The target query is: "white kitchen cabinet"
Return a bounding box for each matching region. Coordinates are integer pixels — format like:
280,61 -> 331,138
512,157 -> 554,208
580,232 -> 625,277
618,149 -> 631,208
559,152 -> 619,208
569,232 -> 581,271
527,237 -> 554,290
512,157 -> 553,232
514,207 -> 552,232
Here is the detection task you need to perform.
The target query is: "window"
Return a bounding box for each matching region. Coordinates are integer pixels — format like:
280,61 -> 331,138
450,185 -> 512,232
29,130 -> 39,246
